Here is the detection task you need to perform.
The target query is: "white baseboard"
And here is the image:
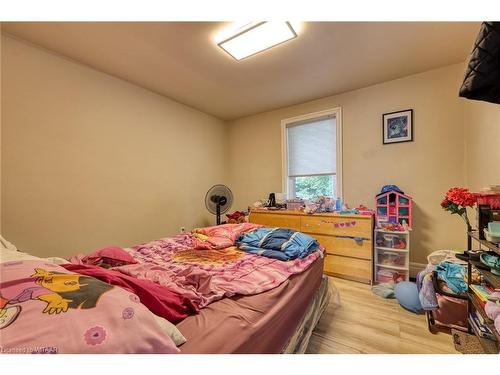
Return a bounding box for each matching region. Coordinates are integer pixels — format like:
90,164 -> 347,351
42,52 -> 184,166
409,262 -> 427,278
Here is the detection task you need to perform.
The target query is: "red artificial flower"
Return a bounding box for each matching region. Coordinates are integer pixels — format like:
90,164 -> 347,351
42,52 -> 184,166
441,187 -> 476,228
440,198 -> 451,208
445,187 -> 477,207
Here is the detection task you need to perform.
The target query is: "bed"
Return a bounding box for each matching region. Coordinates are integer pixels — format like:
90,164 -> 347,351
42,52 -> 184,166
0,224 -> 338,354
177,255 -> 331,353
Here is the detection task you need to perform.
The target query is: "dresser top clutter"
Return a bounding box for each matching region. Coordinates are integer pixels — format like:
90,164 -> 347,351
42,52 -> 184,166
249,209 -> 370,219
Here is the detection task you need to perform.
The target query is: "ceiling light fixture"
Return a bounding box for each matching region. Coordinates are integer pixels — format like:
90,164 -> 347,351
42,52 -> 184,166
217,22 -> 297,61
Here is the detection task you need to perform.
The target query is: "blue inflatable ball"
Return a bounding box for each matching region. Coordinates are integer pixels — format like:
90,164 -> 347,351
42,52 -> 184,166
394,281 -> 422,313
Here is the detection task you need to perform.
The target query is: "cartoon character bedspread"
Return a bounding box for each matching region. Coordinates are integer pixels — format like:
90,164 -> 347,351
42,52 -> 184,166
116,228 -> 322,309
0,260 -> 179,354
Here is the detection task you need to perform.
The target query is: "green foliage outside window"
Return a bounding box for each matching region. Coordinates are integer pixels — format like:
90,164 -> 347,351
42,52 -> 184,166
294,175 -> 335,200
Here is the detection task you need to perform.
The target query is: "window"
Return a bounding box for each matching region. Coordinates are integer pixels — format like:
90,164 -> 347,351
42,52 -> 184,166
282,108 -> 342,200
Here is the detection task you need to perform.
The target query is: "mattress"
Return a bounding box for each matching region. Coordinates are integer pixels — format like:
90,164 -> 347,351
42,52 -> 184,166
282,276 -> 332,353
176,256 -> 324,354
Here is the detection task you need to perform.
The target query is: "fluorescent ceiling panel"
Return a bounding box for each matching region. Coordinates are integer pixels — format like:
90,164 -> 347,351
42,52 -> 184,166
217,22 -> 297,61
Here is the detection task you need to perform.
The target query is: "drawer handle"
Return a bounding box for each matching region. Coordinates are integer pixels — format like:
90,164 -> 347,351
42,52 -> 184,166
334,235 -> 369,245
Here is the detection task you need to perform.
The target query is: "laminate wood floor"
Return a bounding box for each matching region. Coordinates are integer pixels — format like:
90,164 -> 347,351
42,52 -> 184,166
306,277 -> 459,354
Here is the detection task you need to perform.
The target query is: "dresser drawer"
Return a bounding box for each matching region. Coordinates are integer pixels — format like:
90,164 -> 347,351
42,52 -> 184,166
249,212 -> 301,231
323,254 -> 372,284
311,233 -> 372,260
301,216 -> 372,237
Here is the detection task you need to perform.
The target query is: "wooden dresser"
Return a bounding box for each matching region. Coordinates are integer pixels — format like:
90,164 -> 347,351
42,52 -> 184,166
249,209 -> 374,284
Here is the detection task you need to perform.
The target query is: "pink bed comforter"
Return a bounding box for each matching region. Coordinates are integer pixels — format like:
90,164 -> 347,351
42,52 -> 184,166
116,224 -> 322,308
0,260 -> 178,353
191,222 -> 263,249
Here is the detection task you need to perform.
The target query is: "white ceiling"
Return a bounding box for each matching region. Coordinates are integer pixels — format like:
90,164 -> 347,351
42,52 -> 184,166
2,22 -> 480,120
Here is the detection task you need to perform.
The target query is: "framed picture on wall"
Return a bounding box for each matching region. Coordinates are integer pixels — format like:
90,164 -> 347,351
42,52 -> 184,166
382,109 -> 413,144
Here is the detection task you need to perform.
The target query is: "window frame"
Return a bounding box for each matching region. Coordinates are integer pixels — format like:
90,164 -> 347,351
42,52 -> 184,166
281,107 -> 343,199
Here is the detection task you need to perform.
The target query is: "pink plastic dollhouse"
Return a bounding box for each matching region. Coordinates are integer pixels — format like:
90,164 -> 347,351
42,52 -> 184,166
375,190 -> 413,229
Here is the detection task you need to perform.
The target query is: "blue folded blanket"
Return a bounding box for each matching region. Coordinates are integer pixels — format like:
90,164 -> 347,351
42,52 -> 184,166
235,227 -> 320,261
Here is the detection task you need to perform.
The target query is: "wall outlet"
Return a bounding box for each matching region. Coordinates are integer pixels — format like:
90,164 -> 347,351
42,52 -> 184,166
180,226 -> 186,233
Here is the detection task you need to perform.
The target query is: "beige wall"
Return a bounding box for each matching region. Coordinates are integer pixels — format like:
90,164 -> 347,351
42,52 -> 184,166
0,26 -> 2,233
1,36 -> 227,257
464,99 -> 500,191
227,64 -> 468,264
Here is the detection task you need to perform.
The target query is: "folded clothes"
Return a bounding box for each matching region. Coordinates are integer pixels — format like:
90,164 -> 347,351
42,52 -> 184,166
235,227 -> 320,261
62,263 -> 199,323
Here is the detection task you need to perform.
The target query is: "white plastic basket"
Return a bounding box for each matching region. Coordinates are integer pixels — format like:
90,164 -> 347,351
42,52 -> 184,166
427,250 -> 466,265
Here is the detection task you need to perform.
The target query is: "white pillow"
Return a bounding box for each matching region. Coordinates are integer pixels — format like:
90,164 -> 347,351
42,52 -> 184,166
0,247 -> 40,263
152,314 -> 187,346
0,235 -> 18,252
0,236 -> 69,265
43,257 -> 70,265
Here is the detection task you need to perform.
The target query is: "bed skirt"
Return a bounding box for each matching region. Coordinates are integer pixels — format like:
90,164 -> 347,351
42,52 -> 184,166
282,276 -> 338,354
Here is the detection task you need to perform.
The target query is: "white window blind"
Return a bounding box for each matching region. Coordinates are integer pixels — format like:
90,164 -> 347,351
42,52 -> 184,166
287,116 -> 336,177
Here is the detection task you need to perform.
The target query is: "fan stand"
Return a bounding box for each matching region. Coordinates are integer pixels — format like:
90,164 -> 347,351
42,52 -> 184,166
216,201 -> 221,225
211,195 -> 227,225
